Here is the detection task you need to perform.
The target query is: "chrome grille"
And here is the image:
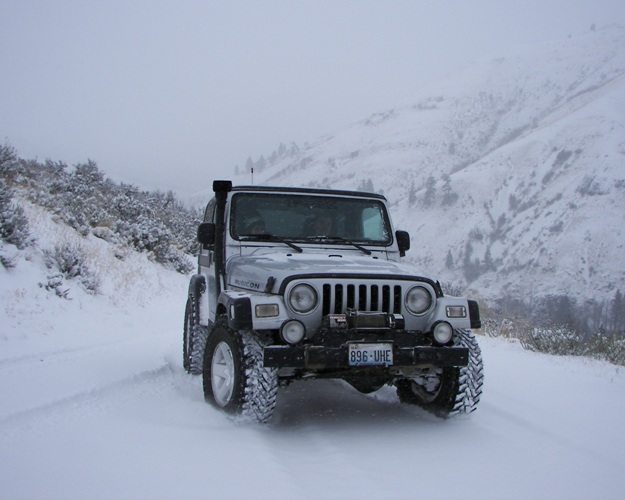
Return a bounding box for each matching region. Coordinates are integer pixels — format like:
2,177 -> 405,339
322,282 -> 402,315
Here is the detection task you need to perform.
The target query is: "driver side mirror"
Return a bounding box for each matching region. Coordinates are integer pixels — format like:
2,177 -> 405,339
198,222 -> 216,247
396,230 -> 410,257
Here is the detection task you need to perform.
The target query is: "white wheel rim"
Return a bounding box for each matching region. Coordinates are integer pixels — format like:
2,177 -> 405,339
211,342 -> 235,407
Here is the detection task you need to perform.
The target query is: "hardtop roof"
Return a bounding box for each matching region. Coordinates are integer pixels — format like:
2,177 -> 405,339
231,185 -> 387,201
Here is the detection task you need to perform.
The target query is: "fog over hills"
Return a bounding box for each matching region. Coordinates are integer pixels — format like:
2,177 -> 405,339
223,25 -> 625,303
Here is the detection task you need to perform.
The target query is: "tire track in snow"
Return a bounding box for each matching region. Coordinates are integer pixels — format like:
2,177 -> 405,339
0,331 -> 175,419
247,380 -> 437,498
480,398 -> 624,473
0,363 -> 173,437
0,332 -> 170,371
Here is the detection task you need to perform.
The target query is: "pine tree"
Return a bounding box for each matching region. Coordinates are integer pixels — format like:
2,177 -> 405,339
445,249 -> 454,269
441,173 -> 458,206
0,143 -> 18,185
423,176 -> 437,207
256,155 -> 267,172
408,181 -> 417,205
611,289 -> 624,334
483,247 -> 495,271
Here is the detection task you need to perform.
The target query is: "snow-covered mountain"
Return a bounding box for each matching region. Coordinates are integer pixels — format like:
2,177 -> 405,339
221,25 -> 625,303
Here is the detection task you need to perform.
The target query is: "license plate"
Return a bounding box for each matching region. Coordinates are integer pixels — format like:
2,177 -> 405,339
348,343 -> 393,367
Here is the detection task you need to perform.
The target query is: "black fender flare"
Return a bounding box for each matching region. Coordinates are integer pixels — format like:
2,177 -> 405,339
188,274 -> 206,299
217,290 -> 253,331
188,274 -> 207,322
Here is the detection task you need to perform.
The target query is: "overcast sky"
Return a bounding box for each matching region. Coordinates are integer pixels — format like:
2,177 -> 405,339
2,1 -> 625,192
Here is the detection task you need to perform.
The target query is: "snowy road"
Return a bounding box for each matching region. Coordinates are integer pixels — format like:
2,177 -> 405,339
2,285 -> 624,500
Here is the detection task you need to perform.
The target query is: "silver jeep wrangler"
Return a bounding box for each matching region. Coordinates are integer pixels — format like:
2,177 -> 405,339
184,181 -> 483,422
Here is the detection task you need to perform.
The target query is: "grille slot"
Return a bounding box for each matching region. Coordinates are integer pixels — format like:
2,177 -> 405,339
322,282 -> 402,315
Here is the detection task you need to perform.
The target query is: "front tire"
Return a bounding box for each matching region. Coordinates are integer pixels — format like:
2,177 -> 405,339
203,318 -> 278,423
396,329 -> 484,418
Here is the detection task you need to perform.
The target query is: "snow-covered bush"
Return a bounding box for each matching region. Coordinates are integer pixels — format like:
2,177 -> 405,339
43,242 -> 101,295
441,281 -> 464,297
0,255 -> 15,269
0,179 -> 32,249
520,325 -> 587,356
0,243 -> 16,269
586,332 -> 625,366
481,317 -> 521,338
92,225 -> 118,243
5,154 -> 199,272
40,273 -> 71,299
162,247 -> 195,274
519,325 -> 625,366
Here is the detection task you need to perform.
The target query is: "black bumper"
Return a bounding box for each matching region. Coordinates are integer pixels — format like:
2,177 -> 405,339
263,344 -> 469,369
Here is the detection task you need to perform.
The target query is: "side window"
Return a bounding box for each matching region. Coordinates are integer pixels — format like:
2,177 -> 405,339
362,206 -> 387,241
204,198 -> 216,223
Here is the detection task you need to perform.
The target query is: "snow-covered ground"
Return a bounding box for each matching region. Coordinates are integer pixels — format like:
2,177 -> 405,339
2,205 -> 625,500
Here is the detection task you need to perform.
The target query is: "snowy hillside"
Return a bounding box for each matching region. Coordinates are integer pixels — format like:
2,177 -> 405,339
2,185 -> 625,499
222,26 -> 625,303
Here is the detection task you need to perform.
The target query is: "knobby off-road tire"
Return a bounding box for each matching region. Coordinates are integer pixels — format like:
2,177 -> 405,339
183,295 -> 208,375
203,317 -> 279,423
396,329 -> 484,418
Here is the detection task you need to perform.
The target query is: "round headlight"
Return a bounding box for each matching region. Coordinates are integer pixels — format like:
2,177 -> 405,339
405,286 -> 432,315
433,321 -> 454,344
288,284 -> 318,314
280,320 -> 306,344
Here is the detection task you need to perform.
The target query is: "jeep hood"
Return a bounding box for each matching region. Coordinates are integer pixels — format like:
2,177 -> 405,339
226,251 -> 425,294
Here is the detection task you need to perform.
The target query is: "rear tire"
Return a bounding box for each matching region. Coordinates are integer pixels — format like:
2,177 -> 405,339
396,329 -> 484,418
203,317 -> 278,423
183,293 -> 208,375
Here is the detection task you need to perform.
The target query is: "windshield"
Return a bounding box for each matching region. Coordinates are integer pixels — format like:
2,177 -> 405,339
230,193 -> 392,245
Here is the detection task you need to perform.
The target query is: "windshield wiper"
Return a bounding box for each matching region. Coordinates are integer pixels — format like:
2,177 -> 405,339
246,233 -> 303,253
306,236 -> 372,255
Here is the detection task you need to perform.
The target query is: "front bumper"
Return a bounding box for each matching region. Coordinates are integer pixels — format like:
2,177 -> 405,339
263,343 -> 468,369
